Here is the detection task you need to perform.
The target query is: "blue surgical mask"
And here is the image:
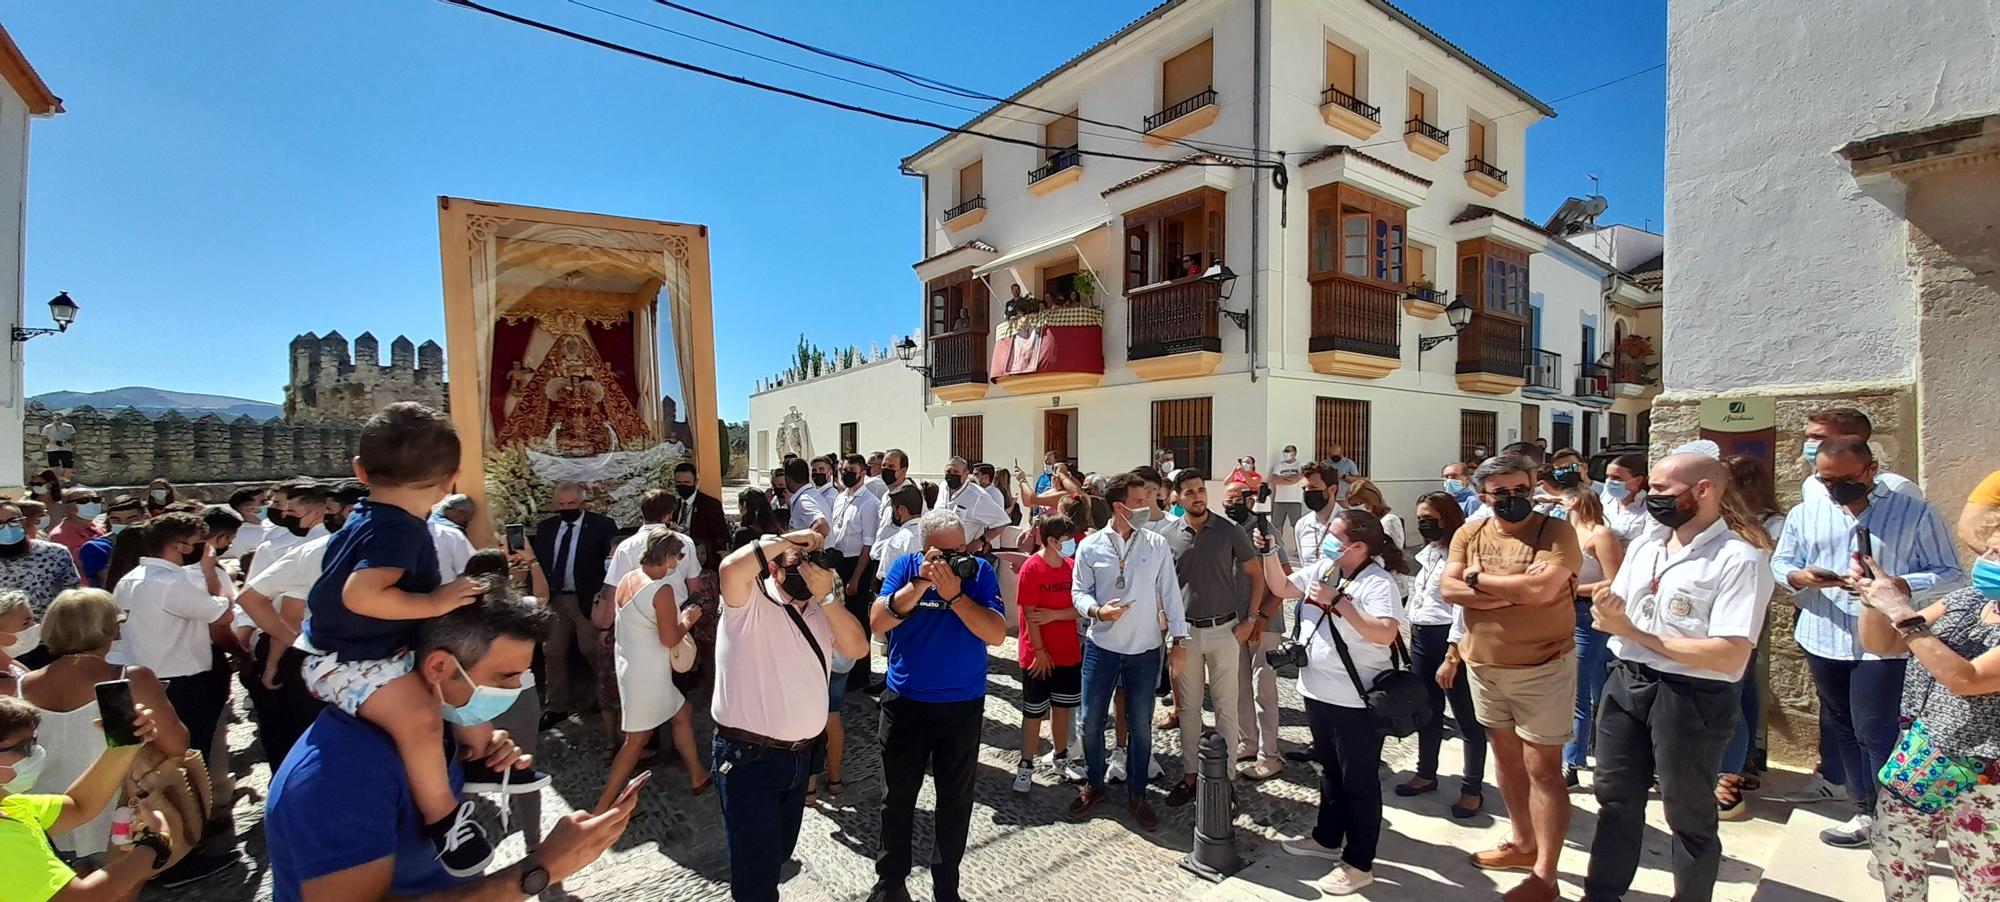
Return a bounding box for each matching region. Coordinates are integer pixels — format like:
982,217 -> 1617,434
1801,439 -> 1821,467
1972,558 -> 2000,601
108,523 -> 128,536
1443,478 -> 1467,496
1605,481 -> 1630,501
0,525 -> 24,545
1319,535 -> 1352,560
1059,537 -> 1077,557
75,503 -> 102,521
439,658 -> 528,728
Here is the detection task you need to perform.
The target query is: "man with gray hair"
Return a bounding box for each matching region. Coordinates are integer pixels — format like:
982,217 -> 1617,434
870,507 -> 1006,902
532,482 -> 617,727
431,494 -> 475,533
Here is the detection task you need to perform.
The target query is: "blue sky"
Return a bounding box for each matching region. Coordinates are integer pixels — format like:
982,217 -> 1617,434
9,0 -> 1664,421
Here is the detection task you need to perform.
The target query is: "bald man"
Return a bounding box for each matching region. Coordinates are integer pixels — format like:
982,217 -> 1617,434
1582,453 -> 1775,902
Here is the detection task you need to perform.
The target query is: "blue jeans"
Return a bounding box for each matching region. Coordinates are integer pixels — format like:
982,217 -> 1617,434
1804,653 -> 1907,816
712,735 -> 814,902
1567,599 -> 1614,768
1081,640 -> 1160,801
1719,648 -> 1761,775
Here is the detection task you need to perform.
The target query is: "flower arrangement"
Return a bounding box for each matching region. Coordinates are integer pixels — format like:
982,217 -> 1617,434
482,438 -> 686,529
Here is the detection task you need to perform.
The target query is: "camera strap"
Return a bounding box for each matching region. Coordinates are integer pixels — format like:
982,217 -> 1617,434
754,542 -> 828,674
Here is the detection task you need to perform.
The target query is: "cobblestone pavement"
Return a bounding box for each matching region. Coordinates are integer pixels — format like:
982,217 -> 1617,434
148,641 -> 1782,901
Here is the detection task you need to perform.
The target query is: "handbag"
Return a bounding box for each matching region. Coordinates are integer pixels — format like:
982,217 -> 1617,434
1878,712 -> 1983,814
1317,597 -> 1433,739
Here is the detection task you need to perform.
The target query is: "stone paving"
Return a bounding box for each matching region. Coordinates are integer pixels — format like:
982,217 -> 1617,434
150,640 -> 1797,901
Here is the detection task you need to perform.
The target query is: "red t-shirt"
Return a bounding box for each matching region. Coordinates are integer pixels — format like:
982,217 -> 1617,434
1015,553 -> 1082,668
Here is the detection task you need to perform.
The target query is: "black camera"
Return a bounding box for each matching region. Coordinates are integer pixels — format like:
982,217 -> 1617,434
803,548 -> 842,569
1265,640 -> 1309,671
940,551 -> 981,581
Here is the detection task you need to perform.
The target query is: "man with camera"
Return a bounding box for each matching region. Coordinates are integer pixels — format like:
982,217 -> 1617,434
870,509 -> 1006,902
711,529 -> 869,902
1160,468 -> 1265,807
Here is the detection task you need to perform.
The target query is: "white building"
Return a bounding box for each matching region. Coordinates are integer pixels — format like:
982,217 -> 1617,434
755,0 -> 1650,515
747,338 -> 930,473
0,25 -> 60,493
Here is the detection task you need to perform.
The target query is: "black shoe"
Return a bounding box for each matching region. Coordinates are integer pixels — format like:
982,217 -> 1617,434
537,710 -> 570,732
861,680 -> 887,698
429,800 -> 496,878
1451,793 -> 1486,820
1164,778 -> 1198,808
1284,745 -> 1317,764
1395,776 -> 1439,797
157,848 -> 242,888
462,759 -> 553,795
1563,764 -> 1580,789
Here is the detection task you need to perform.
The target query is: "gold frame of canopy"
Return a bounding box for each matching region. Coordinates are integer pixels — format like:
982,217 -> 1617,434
437,196 -> 719,547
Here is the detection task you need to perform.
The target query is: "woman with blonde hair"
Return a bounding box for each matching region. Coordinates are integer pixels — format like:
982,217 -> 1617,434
596,530 -> 708,812
1561,485 -> 1626,786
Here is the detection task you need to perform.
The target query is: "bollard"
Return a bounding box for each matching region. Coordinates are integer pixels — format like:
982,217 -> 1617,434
1180,729 -> 1243,881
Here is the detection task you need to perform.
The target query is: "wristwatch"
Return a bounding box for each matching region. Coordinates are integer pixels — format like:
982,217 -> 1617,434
1465,572 -> 1481,590
519,861 -> 551,895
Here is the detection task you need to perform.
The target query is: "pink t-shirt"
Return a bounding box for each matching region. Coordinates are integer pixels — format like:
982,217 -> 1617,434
48,520 -> 103,569
711,578 -> 836,743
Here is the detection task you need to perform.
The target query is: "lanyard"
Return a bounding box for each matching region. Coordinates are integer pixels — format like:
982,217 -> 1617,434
1108,529 -> 1137,590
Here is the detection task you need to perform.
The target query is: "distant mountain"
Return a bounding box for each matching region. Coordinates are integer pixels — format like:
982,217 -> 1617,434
31,387 -> 284,421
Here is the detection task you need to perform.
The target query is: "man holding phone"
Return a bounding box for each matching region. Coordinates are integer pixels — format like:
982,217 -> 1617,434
1771,436 -> 1962,848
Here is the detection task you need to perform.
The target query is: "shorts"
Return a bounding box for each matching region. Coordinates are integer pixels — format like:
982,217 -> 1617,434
302,651 -> 415,716
45,450 -> 72,468
827,674 -> 849,713
1467,650 -> 1577,747
1021,662 -> 1082,718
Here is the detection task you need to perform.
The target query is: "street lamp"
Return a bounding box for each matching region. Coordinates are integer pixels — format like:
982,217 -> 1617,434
1204,263 -> 1249,330
895,335 -> 930,376
13,292 -> 78,343
1417,299 -> 1474,351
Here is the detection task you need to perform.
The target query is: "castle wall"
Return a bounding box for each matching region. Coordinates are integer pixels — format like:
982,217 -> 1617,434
24,402 -> 360,486
283,331 -> 448,424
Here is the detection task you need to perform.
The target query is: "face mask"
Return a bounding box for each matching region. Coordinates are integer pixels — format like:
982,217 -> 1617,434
1282,451 -> 1296,461
1059,537 -> 1077,557
258,505 -> 271,522
810,472 -> 829,488
1473,448 -> 1488,459
1123,505 -> 1151,529
1443,479 -> 1467,496
944,474 -> 964,492
108,522 -> 129,536
1972,558 -> 2000,600
675,484 -> 696,499
1417,517 -> 1445,543
1801,439 -> 1821,466
839,471 -> 860,488
1319,535 -> 1353,562
1,743 -> 46,793
149,490 -> 169,502
881,468 -> 899,484
1553,467 -> 1582,489
439,658 -> 527,728
1646,491 -> 1697,529
1303,490 -> 1328,512
0,525 -> 23,546
779,566 -> 813,601
1224,503 -> 1251,524
1492,494 -> 1534,524
271,511 -> 303,531
75,503 -> 102,521
327,512 -> 349,533
1826,479 -> 1872,506
2,622 -> 40,657
1605,480 -> 1630,501
558,509 -> 583,524
1329,455 -> 1343,463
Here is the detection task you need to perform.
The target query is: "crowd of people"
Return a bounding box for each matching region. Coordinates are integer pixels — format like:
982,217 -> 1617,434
0,401 -> 1995,902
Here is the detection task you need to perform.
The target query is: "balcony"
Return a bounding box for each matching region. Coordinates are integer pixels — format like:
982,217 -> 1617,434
1320,85 -> 1381,140
928,330 -> 988,402
1524,348 -> 1564,398
1454,316 -> 1528,394
1404,117 -> 1449,160
989,305 -> 1105,394
1611,357 -> 1657,398
1144,88 -> 1219,146
942,196 -> 986,231
1464,157 -> 1508,197
1126,278 -> 1221,380
1401,285 -> 1448,319
1027,148 -> 1083,196
1308,277 -> 1400,378
1575,362 -> 1613,403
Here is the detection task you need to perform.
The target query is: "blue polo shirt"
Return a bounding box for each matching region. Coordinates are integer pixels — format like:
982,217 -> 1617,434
265,709 -> 464,902
877,552 -> 1002,703
303,500 -> 440,660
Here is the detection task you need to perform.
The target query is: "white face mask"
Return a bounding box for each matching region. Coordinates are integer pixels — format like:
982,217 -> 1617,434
1,743 -> 46,793
75,503 -> 102,521
149,490 -> 169,502
2,622 -> 40,657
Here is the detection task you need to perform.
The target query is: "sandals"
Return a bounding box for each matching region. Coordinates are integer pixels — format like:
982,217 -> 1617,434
690,777 -> 712,797
825,778 -> 845,797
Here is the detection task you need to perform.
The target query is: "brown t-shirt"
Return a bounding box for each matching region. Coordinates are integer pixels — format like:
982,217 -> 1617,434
1448,514 -> 1583,667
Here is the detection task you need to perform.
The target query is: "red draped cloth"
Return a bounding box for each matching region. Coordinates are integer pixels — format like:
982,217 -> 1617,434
990,324 -> 1105,379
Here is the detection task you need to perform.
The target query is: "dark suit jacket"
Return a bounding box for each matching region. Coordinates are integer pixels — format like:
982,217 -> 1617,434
687,491 -> 729,570
532,511 -> 617,608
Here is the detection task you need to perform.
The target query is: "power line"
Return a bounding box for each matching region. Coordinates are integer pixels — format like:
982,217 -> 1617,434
438,0 -> 1280,172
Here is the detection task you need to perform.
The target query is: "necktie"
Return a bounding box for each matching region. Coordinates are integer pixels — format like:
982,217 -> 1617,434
552,523 -> 574,593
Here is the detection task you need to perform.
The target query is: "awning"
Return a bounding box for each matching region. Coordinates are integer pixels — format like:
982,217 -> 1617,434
972,218 -> 1112,276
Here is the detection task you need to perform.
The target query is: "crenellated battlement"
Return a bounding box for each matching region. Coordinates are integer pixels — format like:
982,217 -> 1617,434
284,330 -> 448,423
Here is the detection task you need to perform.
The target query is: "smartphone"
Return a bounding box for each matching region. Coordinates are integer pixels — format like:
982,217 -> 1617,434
95,680 -> 139,747
504,523 -> 525,553
1855,526 -> 1878,575
612,769 -> 653,808
1806,565 -> 1845,582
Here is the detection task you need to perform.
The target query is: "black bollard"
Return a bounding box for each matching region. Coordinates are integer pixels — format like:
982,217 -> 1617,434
1180,729 -> 1243,881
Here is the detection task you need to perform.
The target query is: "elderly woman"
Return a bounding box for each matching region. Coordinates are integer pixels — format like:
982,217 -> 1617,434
1852,525 -> 2000,902
21,588 -> 189,860
0,693 -> 175,899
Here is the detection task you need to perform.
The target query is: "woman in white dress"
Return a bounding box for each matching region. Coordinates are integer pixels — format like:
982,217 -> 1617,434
596,530 -> 709,812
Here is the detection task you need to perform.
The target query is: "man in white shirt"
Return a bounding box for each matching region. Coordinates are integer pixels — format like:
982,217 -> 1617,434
807,455 -> 842,515
1797,408 -> 1924,503
236,531 -> 334,767
223,486 -> 271,561
973,462 -> 1009,514
863,451 -> 889,499
431,516 -> 475,583
1069,472 -> 1187,831
827,454 -> 881,691
1269,445 -> 1306,540
782,457 -> 830,535
110,511 -> 233,755
941,457 -> 1006,539
874,449 -> 926,547
1583,452 -> 1774,902
606,489 -> 700,603
1294,462 -> 1339,567
40,416 -> 76,479
249,480 -> 331,585
874,485 -> 925,574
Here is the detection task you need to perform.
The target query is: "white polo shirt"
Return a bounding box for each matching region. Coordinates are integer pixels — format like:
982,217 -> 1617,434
245,535 -> 334,602
944,483 -> 1007,535
111,558 -> 230,678
606,524 -> 699,603
875,520 -> 921,570
247,523 -> 329,584
1071,526 -> 1187,655
431,520 -> 475,582
1607,518 -> 1775,682
826,487 -> 881,558
874,478 -> 928,545
788,489 -> 828,532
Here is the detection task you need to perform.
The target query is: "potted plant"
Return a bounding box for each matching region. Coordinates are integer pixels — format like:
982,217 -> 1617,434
1405,279 -> 1440,302
1073,269 -> 1099,306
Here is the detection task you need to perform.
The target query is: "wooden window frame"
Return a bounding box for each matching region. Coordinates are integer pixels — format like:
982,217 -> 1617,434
1308,183 -> 1408,290
1151,397 -> 1213,474
925,267 -> 989,337
956,159 -> 983,205
949,415 -> 984,463
1123,187 -> 1227,288
839,422 -> 858,456
1314,397 -> 1371,475
1456,238 -> 1529,320
1459,410 -> 1498,464
1326,41 -> 1359,98
1043,111 -> 1079,154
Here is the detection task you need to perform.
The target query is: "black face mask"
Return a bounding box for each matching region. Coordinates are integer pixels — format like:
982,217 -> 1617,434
880,467 -> 898,484
558,509 -> 583,524
1826,479 -> 1872,506
839,471 -> 860,488
1646,491 -> 1697,528
944,473 -> 964,491
326,512 -> 348,533
675,484 -> 696,499
1303,490 -> 1329,512
1492,494 -> 1535,524
271,511 -> 303,532
1224,503 -> 1251,524
1417,517 -> 1445,543
779,566 -> 813,601
1328,455 -> 1343,463
810,473 -> 829,487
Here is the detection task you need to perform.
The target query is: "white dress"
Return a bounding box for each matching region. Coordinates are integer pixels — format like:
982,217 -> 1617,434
27,670 -> 114,855
614,578 -> 685,733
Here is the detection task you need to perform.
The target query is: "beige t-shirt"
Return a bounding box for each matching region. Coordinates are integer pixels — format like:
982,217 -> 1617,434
1448,514 -> 1582,667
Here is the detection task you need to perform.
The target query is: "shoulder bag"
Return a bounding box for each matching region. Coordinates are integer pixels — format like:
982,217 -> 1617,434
1315,583 -> 1434,739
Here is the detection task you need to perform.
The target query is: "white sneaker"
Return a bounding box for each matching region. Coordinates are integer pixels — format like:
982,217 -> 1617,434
1106,749 -> 1128,784
1820,813 -> 1873,848
1316,864 -> 1373,896
1281,835 -> 1343,861
1013,762 -> 1034,794
1035,749 -> 1060,770
1147,754 -> 1165,781
1772,772 -> 1849,805
1060,755 -> 1086,784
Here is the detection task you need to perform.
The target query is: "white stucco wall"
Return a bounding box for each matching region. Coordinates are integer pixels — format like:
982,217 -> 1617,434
1663,0 -> 2000,393
747,357 -> 936,476
0,90 -> 32,491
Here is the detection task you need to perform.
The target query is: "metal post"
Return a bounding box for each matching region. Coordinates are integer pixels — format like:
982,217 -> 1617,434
1180,729 -> 1243,881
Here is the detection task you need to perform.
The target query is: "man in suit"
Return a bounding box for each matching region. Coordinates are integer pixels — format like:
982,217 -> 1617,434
533,481 -> 618,723
673,462 -> 729,570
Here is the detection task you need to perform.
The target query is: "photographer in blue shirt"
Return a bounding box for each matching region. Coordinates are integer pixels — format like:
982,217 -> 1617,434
869,509 -> 1006,902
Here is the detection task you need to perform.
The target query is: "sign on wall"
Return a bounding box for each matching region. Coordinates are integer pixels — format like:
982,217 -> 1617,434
1699,397 -> 1776,466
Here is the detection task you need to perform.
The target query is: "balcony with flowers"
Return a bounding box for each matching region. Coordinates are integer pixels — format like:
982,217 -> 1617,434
989,295 -> 1106,394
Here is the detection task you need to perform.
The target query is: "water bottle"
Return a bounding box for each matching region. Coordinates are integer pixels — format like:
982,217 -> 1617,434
110,806 -> 132,846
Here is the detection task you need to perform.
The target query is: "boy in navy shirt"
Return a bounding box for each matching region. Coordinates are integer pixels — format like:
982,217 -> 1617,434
299,403 -> 537,876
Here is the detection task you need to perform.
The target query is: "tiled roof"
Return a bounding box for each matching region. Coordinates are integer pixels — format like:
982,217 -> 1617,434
1450,204 -> 1549,236
1099,152 -> 1243,198
1298,145 -> 1433,187
912,240 -> 999,269
899,0 -> 1553,169
1627,251 -> 1664,287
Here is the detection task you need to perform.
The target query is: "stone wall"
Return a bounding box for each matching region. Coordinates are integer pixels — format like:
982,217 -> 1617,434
284,331 -> 447,424
23,402 -> 360,487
